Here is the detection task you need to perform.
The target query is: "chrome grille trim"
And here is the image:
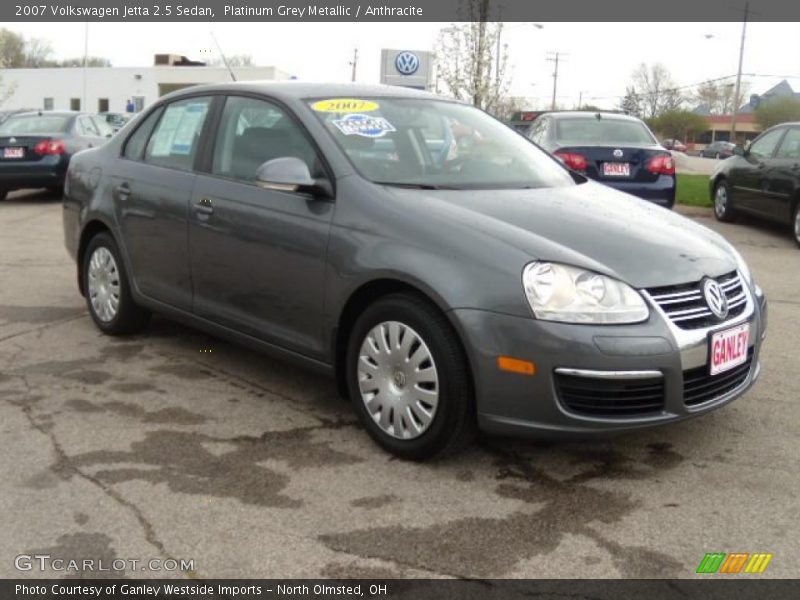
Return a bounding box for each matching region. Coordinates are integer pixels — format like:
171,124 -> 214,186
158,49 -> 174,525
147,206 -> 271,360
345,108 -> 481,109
645,271 -> 747,330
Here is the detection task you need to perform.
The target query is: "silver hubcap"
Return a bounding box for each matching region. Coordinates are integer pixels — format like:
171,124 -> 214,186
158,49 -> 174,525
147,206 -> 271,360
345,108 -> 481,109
715,185 -> 727,217
87,247 -> 121,322
795,208 -> 800,242
357,321 -> 439,440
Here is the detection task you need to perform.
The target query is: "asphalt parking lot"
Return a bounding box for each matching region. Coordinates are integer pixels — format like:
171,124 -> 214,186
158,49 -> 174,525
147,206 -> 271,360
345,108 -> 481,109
1,189 -> 799,579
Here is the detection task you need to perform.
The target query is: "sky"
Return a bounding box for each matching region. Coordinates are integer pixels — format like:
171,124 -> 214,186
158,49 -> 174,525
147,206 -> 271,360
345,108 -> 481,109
4,21 -> 800,109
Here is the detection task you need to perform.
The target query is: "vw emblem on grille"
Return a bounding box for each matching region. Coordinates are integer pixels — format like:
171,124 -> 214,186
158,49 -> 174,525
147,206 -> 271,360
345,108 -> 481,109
395,51 -> 420,76
703,279 -> 729,320
613,148 -> 623,158
9,137 -> 16,144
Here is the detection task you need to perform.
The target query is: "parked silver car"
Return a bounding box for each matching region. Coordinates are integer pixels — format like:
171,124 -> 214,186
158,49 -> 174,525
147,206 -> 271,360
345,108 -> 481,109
63,83 -> 767,459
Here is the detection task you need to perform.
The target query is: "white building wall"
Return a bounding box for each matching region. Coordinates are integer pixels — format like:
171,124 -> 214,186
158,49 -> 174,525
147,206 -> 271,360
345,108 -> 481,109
0,66 -> 291,113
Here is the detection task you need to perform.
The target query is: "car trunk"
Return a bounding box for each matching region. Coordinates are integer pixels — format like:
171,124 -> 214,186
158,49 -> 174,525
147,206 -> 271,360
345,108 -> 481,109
555,145 -> 671,183
0,135 -> 53,162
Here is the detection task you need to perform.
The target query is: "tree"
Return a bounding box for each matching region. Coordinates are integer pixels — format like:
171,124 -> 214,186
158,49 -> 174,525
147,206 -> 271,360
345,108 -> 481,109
434,0 -> 510,114
620,86 -> 641,117
58,56 -> 113,68
0,28 -> 26,68
631,63 -> 683,118
206,54 -> 254,68
692,79 -> 750,115
23,37 -> 55,67
754,96 -> 800,129
648,110 -> 708,141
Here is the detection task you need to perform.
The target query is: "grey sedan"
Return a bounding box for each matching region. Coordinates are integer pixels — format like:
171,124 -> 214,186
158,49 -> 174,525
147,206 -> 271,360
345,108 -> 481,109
63,83 -> 767,460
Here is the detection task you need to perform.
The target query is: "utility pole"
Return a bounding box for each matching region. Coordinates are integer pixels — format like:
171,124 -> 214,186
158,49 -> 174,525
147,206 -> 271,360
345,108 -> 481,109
82,22 -> 88,111
546,52 -> 566,111
730,1 -> 749,143
349,48 -> 358,82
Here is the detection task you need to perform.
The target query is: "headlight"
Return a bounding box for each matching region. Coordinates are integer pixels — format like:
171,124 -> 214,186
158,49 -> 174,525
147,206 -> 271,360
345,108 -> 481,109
523,262 -> 649,324
728,246 -> 752,285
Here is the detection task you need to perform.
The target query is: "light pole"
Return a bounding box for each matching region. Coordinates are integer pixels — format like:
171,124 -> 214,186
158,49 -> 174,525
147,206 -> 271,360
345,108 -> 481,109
730,1 -> 749,143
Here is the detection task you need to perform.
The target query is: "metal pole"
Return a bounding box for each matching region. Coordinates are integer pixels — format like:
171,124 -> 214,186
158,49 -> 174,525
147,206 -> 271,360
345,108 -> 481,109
550,52 -> 559,110
730,1 -> 748,143
350,48 -> 358,82
82,22 -> 88,111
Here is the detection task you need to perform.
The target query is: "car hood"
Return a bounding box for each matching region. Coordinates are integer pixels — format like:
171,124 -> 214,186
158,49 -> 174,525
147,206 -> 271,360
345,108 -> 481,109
387,181 -> 737,289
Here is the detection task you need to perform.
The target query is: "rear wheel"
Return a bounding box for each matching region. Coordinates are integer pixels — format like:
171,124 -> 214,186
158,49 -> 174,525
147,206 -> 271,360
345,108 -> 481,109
83,232 -> 150,335
714,179 -> 736,222
793,203 -> 800,248
345,294 -> 475,460
0,190 -> 7,202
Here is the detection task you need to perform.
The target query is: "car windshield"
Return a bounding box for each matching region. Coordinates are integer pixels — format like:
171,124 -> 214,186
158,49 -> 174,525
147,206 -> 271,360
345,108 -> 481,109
307,97 -> 575,189
555,117 -> 656,145
0,114 -> 71,135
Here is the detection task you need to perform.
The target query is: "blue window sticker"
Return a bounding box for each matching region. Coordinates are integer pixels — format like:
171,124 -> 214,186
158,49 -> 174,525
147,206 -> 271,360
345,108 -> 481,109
332,113 -> 396,138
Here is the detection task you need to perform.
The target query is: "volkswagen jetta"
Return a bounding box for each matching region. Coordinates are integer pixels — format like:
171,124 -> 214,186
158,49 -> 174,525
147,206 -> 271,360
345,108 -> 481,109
63,83 -> 766,459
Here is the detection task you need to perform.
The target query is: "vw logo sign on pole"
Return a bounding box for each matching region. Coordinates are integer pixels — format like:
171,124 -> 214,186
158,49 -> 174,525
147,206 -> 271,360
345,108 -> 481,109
703,279 -> 729,320
395,51 -> 420,76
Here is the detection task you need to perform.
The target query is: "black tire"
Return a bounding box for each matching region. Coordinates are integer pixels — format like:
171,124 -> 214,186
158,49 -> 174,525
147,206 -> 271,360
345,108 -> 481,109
0,189 -> 7,202
713,179 -> 736,223
82,232 -> 150,335
793,202 -> 800,249
345,293 -> 476,460
47,185 -> 64,197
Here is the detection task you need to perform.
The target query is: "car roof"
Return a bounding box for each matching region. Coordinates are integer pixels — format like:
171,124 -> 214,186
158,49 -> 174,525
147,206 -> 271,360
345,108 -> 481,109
9,110 -> 81,118
160,80 -> 456,103
545,111 -> 644,122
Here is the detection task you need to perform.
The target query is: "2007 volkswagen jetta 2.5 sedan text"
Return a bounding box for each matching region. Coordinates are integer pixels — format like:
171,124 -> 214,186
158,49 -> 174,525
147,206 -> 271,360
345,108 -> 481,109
63,82 -> 767,460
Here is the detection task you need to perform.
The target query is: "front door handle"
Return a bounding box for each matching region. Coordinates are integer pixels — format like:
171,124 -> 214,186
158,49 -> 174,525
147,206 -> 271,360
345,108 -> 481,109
193,198 -> 214,217
114,182 -> 131,201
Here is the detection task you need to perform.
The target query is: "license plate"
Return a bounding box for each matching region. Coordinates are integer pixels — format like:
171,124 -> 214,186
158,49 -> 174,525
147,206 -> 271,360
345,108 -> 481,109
3,147 -> 24,159
603,162 -> 630,177
709,323 -> 750,376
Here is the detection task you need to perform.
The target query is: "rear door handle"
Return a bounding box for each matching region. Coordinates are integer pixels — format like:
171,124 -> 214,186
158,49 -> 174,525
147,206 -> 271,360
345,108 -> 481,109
193,198 -> 214,217
114,183 -> 131,201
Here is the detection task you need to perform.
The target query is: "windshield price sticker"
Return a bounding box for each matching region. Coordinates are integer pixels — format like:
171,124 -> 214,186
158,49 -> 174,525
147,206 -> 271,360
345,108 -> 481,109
332,114 -> 396,138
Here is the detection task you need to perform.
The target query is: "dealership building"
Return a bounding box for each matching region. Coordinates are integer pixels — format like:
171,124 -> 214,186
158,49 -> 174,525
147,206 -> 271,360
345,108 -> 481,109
0,55 -> 292,114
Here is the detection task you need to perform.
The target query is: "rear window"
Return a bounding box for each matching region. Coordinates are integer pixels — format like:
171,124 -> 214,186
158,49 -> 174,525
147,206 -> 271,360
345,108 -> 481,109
0,114 -> 71,135
555,117 -> 656,145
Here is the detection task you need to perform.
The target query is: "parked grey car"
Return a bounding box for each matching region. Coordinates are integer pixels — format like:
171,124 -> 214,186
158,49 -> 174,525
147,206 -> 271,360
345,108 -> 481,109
63,83 -> 767,460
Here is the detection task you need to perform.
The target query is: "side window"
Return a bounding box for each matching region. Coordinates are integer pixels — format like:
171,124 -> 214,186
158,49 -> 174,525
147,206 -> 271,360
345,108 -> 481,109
76,116 -> 100,137
775,128 -> 800,160
91,116 -> 113,138
749,128 -> 784,160
123,107 -> 164,160
144,97 -> 212,172
212,96 -> 323,183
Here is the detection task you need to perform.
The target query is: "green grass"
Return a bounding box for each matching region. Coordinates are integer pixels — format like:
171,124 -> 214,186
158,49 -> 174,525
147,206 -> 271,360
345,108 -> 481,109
676,173 -> 712,208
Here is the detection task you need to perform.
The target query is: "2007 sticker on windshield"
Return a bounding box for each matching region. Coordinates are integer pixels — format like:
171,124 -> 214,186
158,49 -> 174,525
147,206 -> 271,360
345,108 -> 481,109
332,113 -> 396,138
312,98 -> 379,113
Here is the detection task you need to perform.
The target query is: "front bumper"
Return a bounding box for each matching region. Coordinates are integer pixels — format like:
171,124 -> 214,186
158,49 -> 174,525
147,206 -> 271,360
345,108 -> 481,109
450,279 -> 765,437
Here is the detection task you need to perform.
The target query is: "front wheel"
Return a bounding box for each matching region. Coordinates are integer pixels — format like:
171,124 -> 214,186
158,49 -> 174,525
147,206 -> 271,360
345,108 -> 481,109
83,232 -> 151,335
713,179 -> 736,222
345,294 -> 476,460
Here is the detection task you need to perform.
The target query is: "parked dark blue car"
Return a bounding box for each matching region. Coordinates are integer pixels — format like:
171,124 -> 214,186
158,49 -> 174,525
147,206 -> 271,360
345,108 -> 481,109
523,111 -> 676,208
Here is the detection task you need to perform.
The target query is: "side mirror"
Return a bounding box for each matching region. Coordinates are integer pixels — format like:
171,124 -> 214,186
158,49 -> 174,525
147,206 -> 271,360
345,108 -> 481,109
255,157 -> 332,198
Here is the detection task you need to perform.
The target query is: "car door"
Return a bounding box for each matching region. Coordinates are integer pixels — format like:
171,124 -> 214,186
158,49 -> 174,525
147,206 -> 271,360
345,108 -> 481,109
765,126 -> 800,224
729,127 -> 785,215
111,96 -> 214,311
188,94 -> 334,359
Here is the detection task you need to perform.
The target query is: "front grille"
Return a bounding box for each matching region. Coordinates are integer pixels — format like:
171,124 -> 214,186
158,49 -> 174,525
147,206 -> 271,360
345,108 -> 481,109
683,348 -> 754,406
647,271 -> 748,330
555,373 -> 665,417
